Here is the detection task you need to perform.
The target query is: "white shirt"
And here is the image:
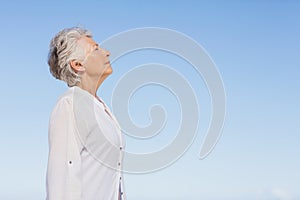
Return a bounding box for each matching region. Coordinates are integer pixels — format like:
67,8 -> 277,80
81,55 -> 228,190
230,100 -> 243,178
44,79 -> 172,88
46,86 -> 126,200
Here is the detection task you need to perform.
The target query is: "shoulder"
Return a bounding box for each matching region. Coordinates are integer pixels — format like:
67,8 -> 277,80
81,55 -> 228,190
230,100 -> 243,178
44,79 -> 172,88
50,88 -> 75,119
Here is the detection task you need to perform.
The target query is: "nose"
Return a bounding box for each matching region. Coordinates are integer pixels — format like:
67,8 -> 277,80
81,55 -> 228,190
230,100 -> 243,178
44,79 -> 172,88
104,49 -> 110,57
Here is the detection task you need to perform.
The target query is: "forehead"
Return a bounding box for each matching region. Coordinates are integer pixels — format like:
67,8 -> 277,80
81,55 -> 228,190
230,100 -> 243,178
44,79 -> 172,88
77,36 -> 97,50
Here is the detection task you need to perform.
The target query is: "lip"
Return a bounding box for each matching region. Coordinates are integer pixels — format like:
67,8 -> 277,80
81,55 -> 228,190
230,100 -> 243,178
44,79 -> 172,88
105,61 -> 110,65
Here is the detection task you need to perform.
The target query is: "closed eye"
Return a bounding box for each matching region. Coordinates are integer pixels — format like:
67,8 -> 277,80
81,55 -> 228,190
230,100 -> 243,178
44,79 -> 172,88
94,44 -> 100,51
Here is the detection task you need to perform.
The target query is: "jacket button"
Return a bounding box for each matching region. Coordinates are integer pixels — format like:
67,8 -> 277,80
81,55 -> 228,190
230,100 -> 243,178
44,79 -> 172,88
69,161 -> 72,164
120,146 -> 123,150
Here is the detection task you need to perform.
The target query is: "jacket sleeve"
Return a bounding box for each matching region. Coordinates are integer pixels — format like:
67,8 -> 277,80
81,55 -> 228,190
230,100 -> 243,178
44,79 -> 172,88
46,97 -> 83,200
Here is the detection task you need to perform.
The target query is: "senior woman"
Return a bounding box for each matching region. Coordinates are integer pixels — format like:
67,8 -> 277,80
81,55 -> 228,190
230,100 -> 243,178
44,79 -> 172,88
46,27 -> 126,200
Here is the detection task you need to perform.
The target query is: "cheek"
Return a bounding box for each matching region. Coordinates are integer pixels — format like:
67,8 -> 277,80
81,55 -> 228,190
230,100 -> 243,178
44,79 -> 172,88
83,52 -> 107,75
97,54 -> 107,65
92,56 -> 103,64
86,56 -> 105,69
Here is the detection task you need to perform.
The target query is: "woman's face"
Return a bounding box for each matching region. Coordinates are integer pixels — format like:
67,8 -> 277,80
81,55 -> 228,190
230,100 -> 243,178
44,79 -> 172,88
78,36 -> 112,80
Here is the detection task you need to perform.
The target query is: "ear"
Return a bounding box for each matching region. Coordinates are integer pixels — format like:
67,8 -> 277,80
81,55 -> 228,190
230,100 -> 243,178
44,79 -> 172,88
70,60 -> 85,72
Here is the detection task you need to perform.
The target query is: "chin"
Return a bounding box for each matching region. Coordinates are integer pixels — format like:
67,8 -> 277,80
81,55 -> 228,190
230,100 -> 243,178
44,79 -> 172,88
106,66 -> 113,75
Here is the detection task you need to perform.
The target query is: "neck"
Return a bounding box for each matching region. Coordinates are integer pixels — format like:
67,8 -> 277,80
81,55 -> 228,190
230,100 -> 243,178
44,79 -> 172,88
76,75 -> 108,97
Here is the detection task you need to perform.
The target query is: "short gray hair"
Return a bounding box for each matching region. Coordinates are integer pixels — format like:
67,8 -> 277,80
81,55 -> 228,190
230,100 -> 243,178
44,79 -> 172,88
48,27 -> 92,87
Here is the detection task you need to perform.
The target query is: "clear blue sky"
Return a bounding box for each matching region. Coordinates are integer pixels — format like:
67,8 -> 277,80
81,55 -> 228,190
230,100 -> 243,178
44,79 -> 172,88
0,1 -> 299,200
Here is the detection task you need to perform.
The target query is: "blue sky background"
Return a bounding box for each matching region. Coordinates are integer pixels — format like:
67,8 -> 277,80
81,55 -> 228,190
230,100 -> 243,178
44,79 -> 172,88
0,1 -> 299,200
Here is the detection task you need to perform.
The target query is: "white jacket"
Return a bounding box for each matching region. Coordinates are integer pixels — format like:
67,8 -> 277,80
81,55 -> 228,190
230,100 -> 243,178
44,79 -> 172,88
46,86 -> 126,200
